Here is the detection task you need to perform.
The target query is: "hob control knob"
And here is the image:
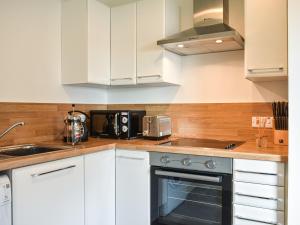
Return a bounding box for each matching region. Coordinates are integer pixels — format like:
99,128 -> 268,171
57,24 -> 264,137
182,158 -> 192,166
205,160 -> 216,169
122,126 -> 128,133
160,156 -> 170,164
121,117 -> 128,124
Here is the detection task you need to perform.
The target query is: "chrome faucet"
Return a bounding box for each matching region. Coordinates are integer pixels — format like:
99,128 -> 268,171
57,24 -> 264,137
0,122 -> 25,139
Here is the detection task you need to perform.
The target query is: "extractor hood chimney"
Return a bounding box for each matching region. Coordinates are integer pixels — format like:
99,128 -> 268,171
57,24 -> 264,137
157,0 -> 244,56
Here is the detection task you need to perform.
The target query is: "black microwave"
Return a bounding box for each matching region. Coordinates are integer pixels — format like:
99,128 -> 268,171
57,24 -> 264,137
90,110 -> 146,139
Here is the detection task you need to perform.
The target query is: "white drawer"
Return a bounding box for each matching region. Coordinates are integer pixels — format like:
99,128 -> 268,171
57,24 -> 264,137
234,216 -> 284,225
234,193 -> 284,211
234,182 -> 284,200
234,204 -> 284,225
234,171 -> 284,186
234,159 -> 284,175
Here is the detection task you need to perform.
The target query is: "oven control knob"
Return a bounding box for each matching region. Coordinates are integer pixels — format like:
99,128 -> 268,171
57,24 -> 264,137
205,160 -> 216,169
121,117 -> 128,124
122,125 -> 128,133
160,156 -> 170,164
182,158 -> 192,166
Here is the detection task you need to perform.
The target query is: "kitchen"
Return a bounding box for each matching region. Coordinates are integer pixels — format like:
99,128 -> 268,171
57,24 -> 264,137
0,0 -> 298,225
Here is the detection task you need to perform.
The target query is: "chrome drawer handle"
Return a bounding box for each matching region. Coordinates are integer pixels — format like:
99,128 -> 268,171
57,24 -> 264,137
111,77 -> 134,81
137,75 -> 162,79
235,215 -> 281,225
31,165 -> 76,178
235,192 -> 281,201
248,67 -> 284,74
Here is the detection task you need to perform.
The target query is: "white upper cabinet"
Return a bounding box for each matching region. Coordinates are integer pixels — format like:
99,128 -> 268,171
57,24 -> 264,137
245,0 -> 288,82
111,2 -> 137,85
62,0 -> 110,85
137,0 -> 181,85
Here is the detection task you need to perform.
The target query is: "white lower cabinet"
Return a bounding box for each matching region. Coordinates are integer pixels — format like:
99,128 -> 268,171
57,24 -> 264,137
116,149 -> 150,225
12,156 -> 85,225
233,159 -> 286,225
84,150 -> 115,225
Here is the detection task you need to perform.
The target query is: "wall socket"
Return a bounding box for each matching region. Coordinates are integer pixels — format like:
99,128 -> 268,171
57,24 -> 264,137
252,117 -> 273,128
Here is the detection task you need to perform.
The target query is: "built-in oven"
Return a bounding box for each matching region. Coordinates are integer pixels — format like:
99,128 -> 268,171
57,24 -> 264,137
150,153 -> 232,225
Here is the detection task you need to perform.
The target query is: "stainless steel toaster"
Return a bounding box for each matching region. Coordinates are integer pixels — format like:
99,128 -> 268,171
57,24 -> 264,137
143,115 -> 172,139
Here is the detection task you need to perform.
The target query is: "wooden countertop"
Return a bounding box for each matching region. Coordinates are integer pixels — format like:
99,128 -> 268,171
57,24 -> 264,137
0,137 -> 288,171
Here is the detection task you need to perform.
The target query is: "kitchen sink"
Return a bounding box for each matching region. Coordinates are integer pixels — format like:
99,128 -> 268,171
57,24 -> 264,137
0,144 -> 71,157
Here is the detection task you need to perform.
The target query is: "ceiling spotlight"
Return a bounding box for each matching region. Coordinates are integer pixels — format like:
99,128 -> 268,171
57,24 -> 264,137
177,44 -> 185,48
216,39 -> 223,44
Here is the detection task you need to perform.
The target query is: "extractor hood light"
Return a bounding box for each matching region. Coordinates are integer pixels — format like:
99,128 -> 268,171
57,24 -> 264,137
216,39 -> 223,44
177,44 -> 185,48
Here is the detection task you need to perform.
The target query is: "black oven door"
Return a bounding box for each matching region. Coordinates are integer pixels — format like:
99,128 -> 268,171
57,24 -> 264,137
151,167 -> 232,225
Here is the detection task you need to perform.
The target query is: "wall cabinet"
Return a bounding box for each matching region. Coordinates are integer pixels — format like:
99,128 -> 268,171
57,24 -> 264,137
233,159 -> 286,225
137,0 -> 181,85
12,156 -> 85,225
111,0 -> 181,86
111,2 -> 137,85
62,0 -> 110,85
116,149 -> 150,225
84,150 -> 115,225
245,0 -> 288,82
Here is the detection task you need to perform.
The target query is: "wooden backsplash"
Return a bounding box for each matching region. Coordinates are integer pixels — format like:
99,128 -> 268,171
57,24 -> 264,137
108,103 -> 274,141
0,102 -> 273,146
0,103 -> 106,146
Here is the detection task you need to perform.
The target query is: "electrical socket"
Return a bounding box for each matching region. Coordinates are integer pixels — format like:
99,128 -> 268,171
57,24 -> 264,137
252,117 -> 273,128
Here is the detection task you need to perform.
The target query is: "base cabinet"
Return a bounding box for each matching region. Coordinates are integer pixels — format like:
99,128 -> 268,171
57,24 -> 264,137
116,149 -> 150,225
12,156 -> 85,225
84,150 -> 116,225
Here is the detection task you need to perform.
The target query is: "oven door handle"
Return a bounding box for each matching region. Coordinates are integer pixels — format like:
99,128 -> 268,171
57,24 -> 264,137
155,170 -> 222,183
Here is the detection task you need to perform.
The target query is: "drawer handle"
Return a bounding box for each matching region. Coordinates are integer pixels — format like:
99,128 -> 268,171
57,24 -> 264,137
235,192 -> 281,201
234,170 -> 280,176
116,156 -> 145,161
137,75 -> 162,79
31,165 -> 76,178
248,67 -> 284,74
236,215 -> 281,225
111,78 -> 134,81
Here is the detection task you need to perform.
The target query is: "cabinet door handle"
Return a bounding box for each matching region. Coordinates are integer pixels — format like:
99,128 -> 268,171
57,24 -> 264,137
235,215 -> 280,225
116,156 -> 145,161
137,75 -> 162,79
31,165 -> 76,178
247,67 -> 284,74
111,78 -> 134,81
235,192 -> 281,201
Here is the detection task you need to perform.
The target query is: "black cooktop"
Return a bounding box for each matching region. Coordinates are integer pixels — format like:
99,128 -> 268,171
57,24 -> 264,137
159,138 -> 244,150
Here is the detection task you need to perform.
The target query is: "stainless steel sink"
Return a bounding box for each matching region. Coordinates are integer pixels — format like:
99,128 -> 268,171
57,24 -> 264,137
0,144 -> 71,157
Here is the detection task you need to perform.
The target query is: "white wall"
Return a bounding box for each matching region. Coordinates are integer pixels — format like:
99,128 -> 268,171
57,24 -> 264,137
0,0 -> 107,104
288,0 -> 300,224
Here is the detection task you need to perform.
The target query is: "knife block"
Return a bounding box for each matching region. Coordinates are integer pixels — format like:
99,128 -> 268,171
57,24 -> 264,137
273,130 -> 288,146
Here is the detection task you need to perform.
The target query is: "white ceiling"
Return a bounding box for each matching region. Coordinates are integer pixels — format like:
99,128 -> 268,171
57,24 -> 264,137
100,0 -> 139,7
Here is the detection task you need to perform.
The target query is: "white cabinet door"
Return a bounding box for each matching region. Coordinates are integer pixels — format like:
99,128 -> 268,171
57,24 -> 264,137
137,0 -> 181,85
85,150 -> 115,225
111,3 -> 137,85
116,150 -> 150,225
62,0 -> 110,85
245,0 -> 288,81
12,156 -> 84,225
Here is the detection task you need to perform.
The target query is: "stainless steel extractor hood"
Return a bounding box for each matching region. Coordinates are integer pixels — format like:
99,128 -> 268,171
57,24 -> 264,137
157,0 -> 244,56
